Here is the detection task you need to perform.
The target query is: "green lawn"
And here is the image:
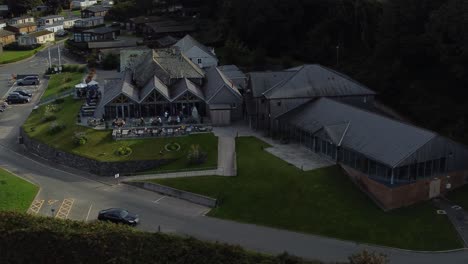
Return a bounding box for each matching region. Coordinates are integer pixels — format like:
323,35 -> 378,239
60,9 -> 81,17
0,46 -> 43,64
23,97 -> 218,168
41,72 -> 84,101
0,168 -> 38,212
150,136 -> 462,250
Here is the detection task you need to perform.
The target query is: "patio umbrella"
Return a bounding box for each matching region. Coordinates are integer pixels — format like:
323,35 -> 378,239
191,106 -> 199,121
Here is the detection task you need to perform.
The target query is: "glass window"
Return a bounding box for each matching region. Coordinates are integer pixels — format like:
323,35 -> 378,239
440,157 -> 446,172
433,159 -> 440,175
425,160 -> 433,177
417,162 -> 425,178
369,160 -> 377,177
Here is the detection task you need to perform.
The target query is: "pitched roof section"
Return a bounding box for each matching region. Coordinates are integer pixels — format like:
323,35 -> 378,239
171,78 -> 205,101
248,70 -> 297,97
141,75 -> 171,101
263,65 -> 376,99
99,70 -> 139,107
204,67 -> 242,102
0,29 -> 15,37
152,48 -> 205,80
323,122 -> 350,146
280,98 -> 436,168
173,34 -> 215,58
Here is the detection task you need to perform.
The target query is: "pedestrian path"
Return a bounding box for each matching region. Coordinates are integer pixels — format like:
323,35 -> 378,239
434,197 -> 468,247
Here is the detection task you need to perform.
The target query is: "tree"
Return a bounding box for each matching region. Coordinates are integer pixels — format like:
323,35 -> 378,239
7,0 -> 43,16
44,0 -> 62,14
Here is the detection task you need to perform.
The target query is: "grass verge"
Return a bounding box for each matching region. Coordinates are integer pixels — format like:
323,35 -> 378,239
23,97 -> 218,168
0,168 -> 38,212
0,46 -> 44,64
150,136 -> 462,250
41,72 -> 84,101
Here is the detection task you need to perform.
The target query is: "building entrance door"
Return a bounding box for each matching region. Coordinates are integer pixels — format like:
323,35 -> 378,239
429,178 -> 441,199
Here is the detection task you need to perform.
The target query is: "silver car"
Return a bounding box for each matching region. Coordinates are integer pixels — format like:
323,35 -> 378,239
17,76 -> 40,86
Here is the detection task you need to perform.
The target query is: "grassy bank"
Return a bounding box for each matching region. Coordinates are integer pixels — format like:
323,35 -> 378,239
150,137 -> 462,250
0,168 -> 38,212
23,97 -> 217,168
0,46 -> 44,64
41,72 -> 84,101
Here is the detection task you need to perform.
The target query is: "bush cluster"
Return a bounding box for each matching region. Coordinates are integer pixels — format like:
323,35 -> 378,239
45,104 -> 61,114
116,145 -> 132,156
187,144 -> 207,165
46,64 -> 87,74
72,132 -> 88,146
47,121 -> 65,135
40,115 -> 57,123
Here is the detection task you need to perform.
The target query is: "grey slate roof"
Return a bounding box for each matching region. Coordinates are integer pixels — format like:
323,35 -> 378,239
218,65 -> 246,80
39,15 -> 64,20
84,26 -> 118,34
84,5 -> 109,13
280,98 -> 436,168
152,48 -> 205,80
156,35 -> 179,47
263,65 -> 376,99
173,34 -> 215,58
249,70 -> 297,97
141,75 -> 171,101
0,29 -> 15,37
99,70 -> 138,107
323,122 -> 349,146
171,78 -> 205,101
203,66 -> 242,102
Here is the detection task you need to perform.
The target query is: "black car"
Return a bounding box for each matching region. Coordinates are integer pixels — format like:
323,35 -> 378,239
13,90 -> 32,97
6,93 -> 30,104
97,208 -> 139,226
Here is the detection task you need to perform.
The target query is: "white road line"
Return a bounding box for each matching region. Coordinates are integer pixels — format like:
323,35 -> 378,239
3,82 -> 16,99
153,196 -> 166,203
85,203 -> 93,222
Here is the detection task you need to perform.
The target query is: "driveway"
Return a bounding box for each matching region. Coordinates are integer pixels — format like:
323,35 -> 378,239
1,52 -> 468,264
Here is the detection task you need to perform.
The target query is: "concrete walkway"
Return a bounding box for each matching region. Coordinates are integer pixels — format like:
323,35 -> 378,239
213,122 -> 332,171
217,136 -> 236,176
434,198 -> 468,247
120,169 -> 219,182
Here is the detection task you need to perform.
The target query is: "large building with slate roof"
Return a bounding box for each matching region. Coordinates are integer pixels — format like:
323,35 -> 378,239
246,65 -> 468,209
95,48 -> 243,125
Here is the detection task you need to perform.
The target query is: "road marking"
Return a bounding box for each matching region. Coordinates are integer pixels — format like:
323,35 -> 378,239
28,199 -> 44,214
200,208 -> 211,216
153,196 -> 166,203
48,199 -> 59,205
85,203 -> 93,222
55,198 -> 74,219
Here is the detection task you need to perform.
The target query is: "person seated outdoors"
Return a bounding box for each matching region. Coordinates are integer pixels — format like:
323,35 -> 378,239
176,116 -> 181,124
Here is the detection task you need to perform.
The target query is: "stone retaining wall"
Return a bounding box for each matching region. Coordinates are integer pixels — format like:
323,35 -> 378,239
125,181 -> 218,208
20,128 -> 173,176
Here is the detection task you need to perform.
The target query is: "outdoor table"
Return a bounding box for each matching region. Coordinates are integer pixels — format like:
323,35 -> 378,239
138,130 -> 144,135
122,130 -> 129,136
112,130 -> 117,137
198,127 -> 207,132
186,127 -> 192,132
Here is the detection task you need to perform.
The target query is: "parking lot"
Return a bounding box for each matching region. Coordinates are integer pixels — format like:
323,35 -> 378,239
27,184 -> 211,229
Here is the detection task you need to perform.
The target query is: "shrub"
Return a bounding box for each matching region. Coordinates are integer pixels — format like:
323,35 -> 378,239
45,104 -> 61,114
116,145 -> 132,156
47,121 -> 65,135
72,132 -> 88,146
187,144 -> 207,165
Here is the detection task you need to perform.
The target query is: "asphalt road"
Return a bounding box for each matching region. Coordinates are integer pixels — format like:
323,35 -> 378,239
0,49 -> 468,264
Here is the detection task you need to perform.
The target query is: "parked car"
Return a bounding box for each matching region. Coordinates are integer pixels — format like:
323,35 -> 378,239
17,76 -> 40,86
6,93 -> 30,104
97,208 -> 139,226
13,90 -> 32,97
56,30 -> 67,37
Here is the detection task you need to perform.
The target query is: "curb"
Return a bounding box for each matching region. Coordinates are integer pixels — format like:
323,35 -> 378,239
0,166 -> 42,214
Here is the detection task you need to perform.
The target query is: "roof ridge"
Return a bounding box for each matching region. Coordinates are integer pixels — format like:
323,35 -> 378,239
262,65 -> 304,97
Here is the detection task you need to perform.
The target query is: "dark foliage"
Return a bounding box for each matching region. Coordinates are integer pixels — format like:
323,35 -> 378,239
0,212 -> 320,264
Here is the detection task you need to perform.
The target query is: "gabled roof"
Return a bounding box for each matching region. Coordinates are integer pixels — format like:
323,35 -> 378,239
8,22 -> 36,28
173,34 -> 215,59
171,78 -> 205,101
156,35 -> 178,47
218,65 -> 246,80
263,64 -> 376,99
152,48 -> 205,80
141,75 -> 171,101
83,5 -> 109,13
99,71 -> 139,107
279,98 -> 436,168
204,66 -> 242,102
84,26 -> 118,34
25,30 -> 53,38
248,70 -> 297,97
39,15 -> 64,20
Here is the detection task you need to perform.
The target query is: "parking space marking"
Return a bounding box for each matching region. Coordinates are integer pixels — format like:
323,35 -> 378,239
28,200 -> 44,214
153,196 -> 166,203
85,203 -> 93,222
55,198 -> 75,219
200,208 -> 211,216
48,199 -> 59,205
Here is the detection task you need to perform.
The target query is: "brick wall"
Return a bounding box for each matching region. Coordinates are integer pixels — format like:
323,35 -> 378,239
341,164 -> 468,210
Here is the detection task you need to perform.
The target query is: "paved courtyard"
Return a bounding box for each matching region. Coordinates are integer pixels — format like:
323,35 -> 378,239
213,121 -> 333,171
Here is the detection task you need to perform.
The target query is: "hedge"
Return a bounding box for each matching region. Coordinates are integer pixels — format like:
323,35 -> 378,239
0,212 -> 322,264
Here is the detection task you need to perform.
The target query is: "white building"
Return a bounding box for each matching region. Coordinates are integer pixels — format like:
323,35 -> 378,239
0,21 -> 6,30
71,0 -> 98,10
63,17 -> 80,29
40,23 -> 64,33
38,15 -> 64,26
74,17 -> 104,28
173,34 -> 218,69
18,30 -> 55,46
